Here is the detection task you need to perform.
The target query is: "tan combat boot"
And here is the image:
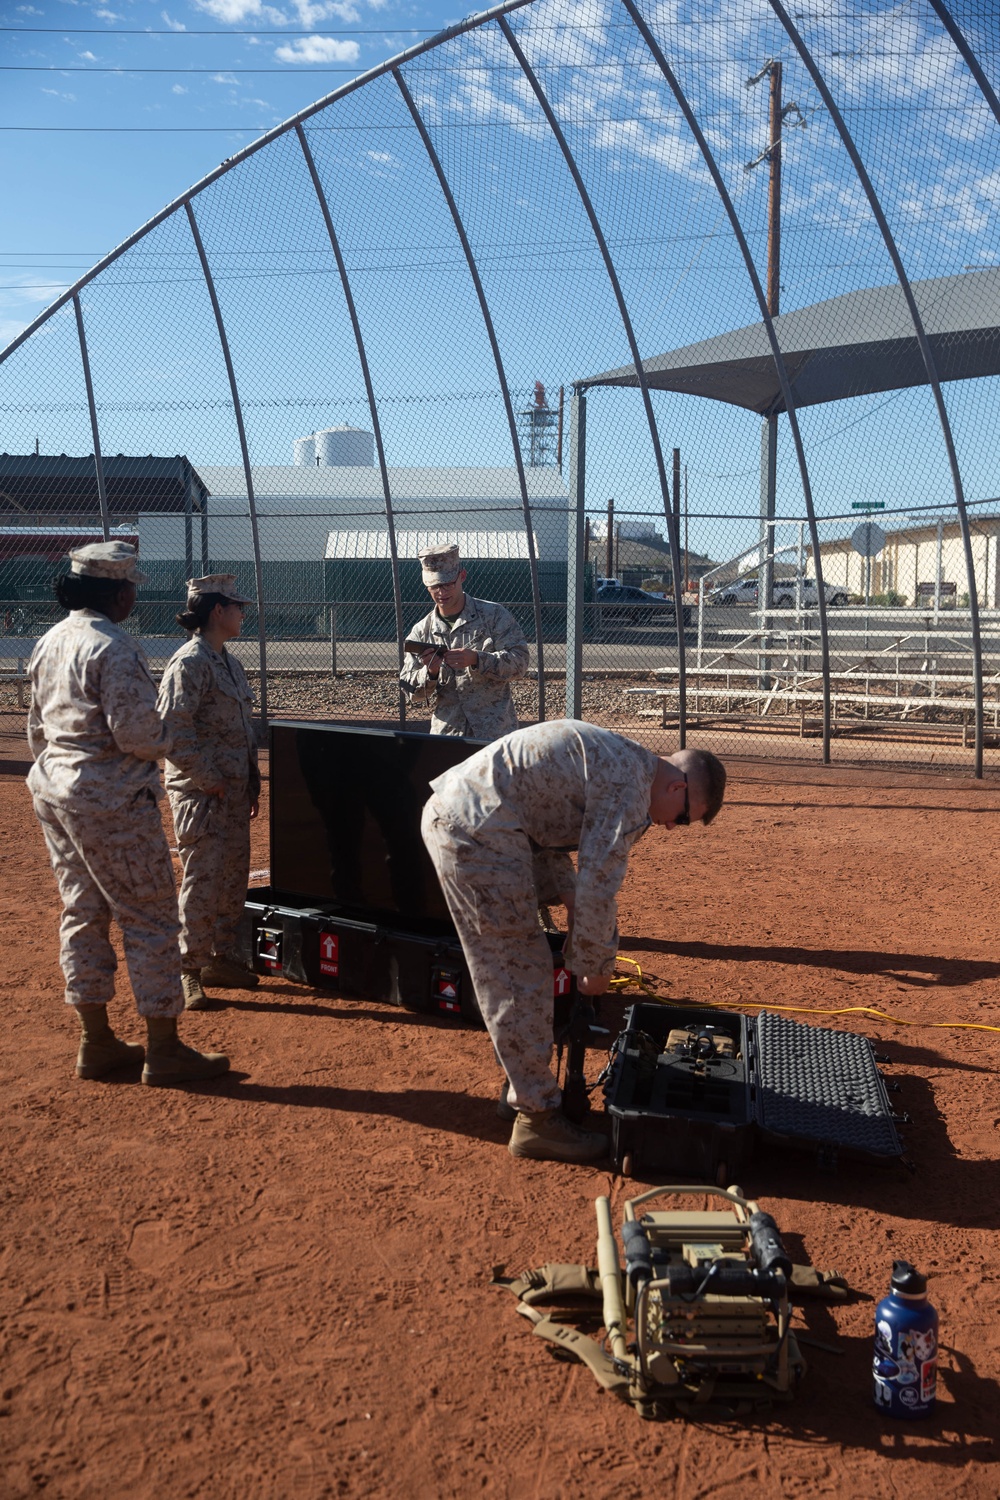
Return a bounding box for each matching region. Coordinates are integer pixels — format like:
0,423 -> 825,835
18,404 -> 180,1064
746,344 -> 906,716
76,1004 -> 145,1080
181,971 -> 209,1011
508,1108 -> 608,1164
201,955 -> 259,991
141,1016 -> 230,1088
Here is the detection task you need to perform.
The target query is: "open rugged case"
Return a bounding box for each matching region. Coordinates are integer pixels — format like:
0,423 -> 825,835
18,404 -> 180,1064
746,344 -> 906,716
603,1001 -> 905,1180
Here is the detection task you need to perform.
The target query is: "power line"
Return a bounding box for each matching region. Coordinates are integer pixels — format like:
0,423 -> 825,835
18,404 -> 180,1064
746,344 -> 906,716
0,25 -> 439,35
7,66 -> 383,73
0,100 -> 977,132
0,125 -> 282,132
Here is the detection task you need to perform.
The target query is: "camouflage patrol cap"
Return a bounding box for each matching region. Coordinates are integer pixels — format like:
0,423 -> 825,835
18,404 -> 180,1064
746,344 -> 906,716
69,540 -> 148,584
418,542 -> 462,586
186,573 -> 254,605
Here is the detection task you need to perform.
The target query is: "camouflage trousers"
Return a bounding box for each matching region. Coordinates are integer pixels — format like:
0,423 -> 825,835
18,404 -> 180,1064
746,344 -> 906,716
168,784 -> 251,971
421,795 -> 560,1114
33,791 -> 184,1018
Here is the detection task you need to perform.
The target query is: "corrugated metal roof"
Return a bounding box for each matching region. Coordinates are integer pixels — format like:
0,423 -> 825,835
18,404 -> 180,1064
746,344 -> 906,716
200,465 -> 569,508
324,529 -> 534,560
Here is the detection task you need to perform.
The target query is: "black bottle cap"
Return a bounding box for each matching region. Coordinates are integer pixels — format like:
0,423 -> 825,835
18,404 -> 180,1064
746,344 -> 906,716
891,1259 -> 927,1295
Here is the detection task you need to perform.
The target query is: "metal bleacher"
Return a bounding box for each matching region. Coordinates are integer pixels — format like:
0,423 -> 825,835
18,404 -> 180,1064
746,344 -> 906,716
627,607 -> 1000,746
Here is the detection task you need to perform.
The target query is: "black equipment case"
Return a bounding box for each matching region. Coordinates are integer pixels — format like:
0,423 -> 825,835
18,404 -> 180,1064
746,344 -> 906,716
603,1001 -> 905,1180
241,888 -> 573,1025
244,718 -> 576,1023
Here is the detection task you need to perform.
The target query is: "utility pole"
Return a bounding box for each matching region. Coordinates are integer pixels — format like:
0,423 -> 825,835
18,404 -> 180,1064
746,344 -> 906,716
684,463 -> 690,592
766,62 -> 782,319
606,496 -> 615,580
746,58 -> 805,688
556,385 -> 564,473
672,447 -> 681,596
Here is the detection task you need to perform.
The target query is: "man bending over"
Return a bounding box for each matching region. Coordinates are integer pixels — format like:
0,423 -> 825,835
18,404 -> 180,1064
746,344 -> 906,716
421,719 -> 726,1164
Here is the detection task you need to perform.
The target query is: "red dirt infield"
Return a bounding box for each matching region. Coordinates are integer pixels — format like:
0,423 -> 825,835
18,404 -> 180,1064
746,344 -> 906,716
2,753 -> 999,1498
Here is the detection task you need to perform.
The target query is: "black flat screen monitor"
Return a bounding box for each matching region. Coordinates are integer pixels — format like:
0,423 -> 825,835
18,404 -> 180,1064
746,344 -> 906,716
269,721 -> 484,926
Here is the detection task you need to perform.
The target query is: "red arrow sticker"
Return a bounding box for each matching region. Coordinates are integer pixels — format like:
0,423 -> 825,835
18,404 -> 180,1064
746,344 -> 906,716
319,931 -> 339,977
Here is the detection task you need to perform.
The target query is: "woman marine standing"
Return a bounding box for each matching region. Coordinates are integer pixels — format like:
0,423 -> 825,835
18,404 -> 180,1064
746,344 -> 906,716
158,574 -> 261,1009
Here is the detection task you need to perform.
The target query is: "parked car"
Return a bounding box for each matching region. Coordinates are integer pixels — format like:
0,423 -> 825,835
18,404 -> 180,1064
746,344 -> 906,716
595,582 -> 692,627
705,575 -> 848,607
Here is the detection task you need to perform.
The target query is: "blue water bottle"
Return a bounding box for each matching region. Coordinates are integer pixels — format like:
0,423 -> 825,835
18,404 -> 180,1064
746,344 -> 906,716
873,1260 -> 938,1419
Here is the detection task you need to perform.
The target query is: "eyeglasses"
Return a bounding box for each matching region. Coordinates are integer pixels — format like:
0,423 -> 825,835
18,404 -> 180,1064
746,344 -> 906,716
675,774 -> 691,827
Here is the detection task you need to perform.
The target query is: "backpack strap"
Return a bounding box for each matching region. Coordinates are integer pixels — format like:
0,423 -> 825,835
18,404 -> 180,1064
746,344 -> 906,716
515,1302 -> 641,1403
495,1263 -> 602,1305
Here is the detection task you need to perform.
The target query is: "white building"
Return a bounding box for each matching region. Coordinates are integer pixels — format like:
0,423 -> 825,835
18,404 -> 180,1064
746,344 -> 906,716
139,434 -> 570,565
817,513 -> 1000,607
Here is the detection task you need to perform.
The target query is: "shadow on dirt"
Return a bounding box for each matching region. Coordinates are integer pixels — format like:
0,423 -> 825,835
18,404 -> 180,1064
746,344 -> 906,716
764,1330 -> 998,1461
727,799 -> 1000,815
618,934 -> 1000,988
209,1076 -> 515,1145
220,991 -> 444,1025
520,1314 -> 996,1456
612,1073 -> 1000,1229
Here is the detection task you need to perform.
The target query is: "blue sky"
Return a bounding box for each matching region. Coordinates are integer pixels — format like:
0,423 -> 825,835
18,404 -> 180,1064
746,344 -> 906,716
2,0 -> 999,568
1,0 -> 472,346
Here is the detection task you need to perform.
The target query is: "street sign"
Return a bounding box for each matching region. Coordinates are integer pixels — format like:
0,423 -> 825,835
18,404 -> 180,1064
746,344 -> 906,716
851,502 -> 886,511
852,521 -> 887,557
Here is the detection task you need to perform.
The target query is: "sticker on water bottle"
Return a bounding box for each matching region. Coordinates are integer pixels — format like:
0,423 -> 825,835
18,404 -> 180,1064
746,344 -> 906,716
920,1358 -> 936,1405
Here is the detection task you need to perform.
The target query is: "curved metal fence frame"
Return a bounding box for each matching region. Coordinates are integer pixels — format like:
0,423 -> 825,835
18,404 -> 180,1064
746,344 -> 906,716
767,0 -> 986,774
294,121 -> 407,719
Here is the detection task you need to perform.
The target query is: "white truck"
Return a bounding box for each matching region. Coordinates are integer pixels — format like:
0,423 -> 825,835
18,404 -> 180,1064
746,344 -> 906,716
706,576 -> 848,607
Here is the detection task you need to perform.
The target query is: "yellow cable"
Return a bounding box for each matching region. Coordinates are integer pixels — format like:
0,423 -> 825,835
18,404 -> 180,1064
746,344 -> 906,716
609,956 -> 1000,1035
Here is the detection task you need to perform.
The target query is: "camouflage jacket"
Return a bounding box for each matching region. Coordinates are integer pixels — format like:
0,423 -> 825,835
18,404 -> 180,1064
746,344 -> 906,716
27,609 -> 169,810
158,635 -> 260,797
399,594 -> 529,740
428,719 -> 658,976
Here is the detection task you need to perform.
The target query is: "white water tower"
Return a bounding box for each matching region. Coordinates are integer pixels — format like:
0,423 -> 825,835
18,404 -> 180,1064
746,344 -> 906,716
294,425 -> 374,467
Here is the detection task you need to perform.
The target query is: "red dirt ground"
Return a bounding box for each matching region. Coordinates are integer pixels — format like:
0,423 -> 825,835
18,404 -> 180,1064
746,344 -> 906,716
2,752 -> 999,1498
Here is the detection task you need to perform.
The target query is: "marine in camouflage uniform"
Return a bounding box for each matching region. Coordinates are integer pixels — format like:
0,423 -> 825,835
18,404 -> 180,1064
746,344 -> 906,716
27,548 -> 183,1021
421,719 -> 660,1115
158,575 -> 260,978
400,543 -> 529,740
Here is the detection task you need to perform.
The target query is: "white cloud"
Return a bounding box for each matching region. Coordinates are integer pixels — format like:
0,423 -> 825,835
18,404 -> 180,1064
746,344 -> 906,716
160,10 -> 186,29
193,0 -> 286,23
172,82 -> 187,93
274,34 -> 359,63
16,5 -> 44,13
211,71 -> 239,83
93,8 -> 124,18
0,278 -> 72,345
78,48 -> 97,59
41,86 -> 77,100
291,0 -> 359,24
366,149 -> 393,163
